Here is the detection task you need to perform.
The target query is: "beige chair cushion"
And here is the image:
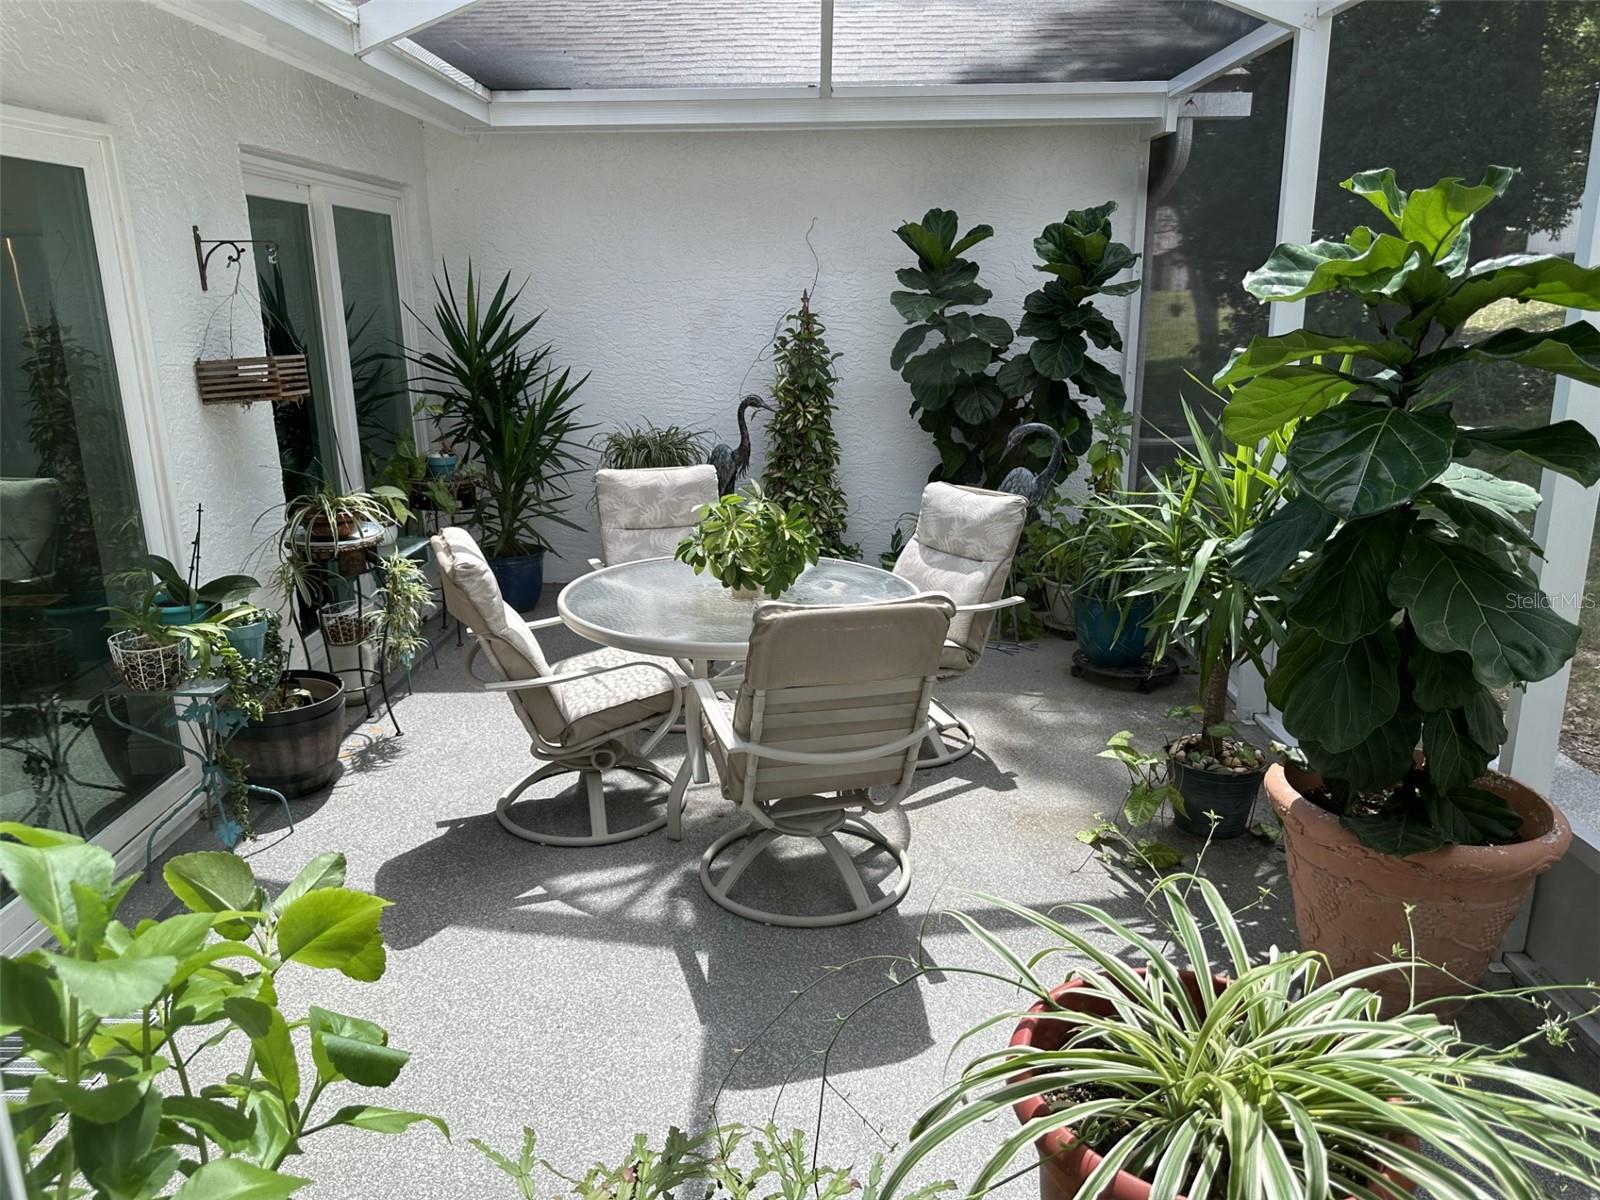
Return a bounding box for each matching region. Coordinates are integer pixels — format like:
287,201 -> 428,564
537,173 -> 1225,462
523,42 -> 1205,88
594,465 -> 718,566
0,477 -> 62,582
433,526 -> 680,747
551,645 -> 679,744
706,596 -> 954,802
893,482 -> 1026,670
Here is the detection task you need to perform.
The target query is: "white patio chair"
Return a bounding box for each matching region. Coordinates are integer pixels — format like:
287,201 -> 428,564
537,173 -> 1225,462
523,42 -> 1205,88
589,464 -> 719,570
892,482 -> 1028,767
695,593 -> 955,927
432,526 -> 685,846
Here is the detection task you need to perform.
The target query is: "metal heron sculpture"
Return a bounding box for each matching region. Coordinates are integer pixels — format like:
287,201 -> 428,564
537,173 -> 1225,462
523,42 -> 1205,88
996,422 -> 1065,517
708,394 -> 773,496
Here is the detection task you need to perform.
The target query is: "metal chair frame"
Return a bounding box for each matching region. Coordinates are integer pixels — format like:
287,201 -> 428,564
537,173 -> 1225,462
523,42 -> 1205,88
919,594 -> 1025,768
463,615 -> 684,847
694,671 -> 937,927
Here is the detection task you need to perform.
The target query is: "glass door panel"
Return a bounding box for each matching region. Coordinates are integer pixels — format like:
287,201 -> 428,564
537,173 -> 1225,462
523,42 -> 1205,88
332,205 -> 411,485
1557,516 -> 1600,802
0,155 -> 180,843
246,194 -> 338,500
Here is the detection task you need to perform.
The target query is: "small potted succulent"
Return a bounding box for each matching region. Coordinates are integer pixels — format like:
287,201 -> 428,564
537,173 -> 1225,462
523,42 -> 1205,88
427,437 -> 458,478
675,488 -> 822,600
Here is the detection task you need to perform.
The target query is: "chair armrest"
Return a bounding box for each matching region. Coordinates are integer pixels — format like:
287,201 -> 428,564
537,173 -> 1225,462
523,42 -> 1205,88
587,557 -> 604,572
483,658 -> 682,695
955,595 -> 1025,615
690,676 -> 739,747
525,615 -> 566,631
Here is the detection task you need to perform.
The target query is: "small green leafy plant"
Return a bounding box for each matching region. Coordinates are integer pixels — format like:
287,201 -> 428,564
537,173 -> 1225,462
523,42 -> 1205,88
676,489 -> 822,599
132,553 -> 258,615
876,875 -> 1600,1200
594,421 -> 708,470
0,827 -> 446,1198
1215,166 -> 1600,854
763,291 -> 858,558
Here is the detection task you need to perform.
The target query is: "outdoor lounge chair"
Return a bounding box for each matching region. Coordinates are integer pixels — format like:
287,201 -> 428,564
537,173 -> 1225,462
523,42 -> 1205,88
891,482 -> 1027,767
432,526 -> 685,846
589,464 -> 719,570
695,593 -> 955,927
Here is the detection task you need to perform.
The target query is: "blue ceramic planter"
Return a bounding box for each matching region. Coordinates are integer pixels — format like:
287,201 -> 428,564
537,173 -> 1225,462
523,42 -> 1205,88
155,598 -> 209,626
427,453 -> 458,478
1073,593 -> 1153,669
488,550 -> 545,613
225,618 -> 269,661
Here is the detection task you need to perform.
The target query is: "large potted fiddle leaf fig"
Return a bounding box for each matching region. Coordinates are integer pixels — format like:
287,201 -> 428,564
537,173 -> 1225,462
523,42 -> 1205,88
1216,166 -> 1598,1009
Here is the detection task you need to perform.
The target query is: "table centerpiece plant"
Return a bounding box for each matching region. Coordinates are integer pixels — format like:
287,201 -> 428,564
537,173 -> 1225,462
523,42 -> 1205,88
1212,165 -> 1599,1007
676,488 -> 821,600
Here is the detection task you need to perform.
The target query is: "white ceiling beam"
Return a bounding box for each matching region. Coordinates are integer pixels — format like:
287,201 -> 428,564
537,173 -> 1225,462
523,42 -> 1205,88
485,81 -> 1177,132
818,0 -> 834,100
1211,1 -> 1320,30
356,0 -> 486,56
1167,23 -> 1290,96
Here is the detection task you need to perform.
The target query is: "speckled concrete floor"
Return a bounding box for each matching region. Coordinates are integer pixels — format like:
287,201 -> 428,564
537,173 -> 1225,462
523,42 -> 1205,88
119,601 -> 1600,1200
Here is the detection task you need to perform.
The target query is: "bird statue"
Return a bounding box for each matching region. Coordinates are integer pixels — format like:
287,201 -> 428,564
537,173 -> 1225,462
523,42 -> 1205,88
708,394 -> 774,496
996,422 -> 1065,518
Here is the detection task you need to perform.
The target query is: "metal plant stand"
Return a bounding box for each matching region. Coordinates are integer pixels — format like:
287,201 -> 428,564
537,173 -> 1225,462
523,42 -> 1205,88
97,678 -> 294,867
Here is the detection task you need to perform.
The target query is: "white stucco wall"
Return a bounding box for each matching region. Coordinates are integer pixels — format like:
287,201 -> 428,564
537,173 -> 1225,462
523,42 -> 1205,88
0,0 -> 434,581
423,124 -> 1145,573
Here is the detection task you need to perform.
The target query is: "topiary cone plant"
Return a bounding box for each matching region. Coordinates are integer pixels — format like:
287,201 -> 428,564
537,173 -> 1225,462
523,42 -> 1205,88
1216,166 -> 1598,1006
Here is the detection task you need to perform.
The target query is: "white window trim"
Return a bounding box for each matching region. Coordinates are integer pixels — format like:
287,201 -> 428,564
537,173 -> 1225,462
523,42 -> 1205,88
0,105 -> 202,954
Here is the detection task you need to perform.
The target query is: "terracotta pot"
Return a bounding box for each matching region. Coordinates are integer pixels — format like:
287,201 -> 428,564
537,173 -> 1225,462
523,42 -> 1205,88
1267,764 -> 1571,1015
1012,972 -> 1416,1200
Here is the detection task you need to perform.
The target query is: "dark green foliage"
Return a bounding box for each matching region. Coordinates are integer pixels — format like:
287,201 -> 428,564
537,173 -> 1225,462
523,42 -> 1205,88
889,204 -> 1139,487
1218,166 -> 1600,855
762,292 -> 857,558
595,422 -> 708,470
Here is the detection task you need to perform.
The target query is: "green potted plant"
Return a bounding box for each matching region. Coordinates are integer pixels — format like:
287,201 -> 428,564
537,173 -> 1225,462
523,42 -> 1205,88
380,433 -> 459,523
410,263 -> 590,611
675,489 -> 822,600
133,551 -> 258,625
875,875 -> 1600,1200
1094,401 -> 1290,836
0,832 -> 445,1197
280,484 -> 411,578
102,588 -> 220,691
763,290 -> 858,558
594,421 -> 708,470
428,435 -> 458,478
1213,166 -> 1598,1006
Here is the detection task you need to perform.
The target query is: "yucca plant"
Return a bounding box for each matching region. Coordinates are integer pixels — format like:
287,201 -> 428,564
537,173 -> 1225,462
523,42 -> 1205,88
879,874 -> 1600,1200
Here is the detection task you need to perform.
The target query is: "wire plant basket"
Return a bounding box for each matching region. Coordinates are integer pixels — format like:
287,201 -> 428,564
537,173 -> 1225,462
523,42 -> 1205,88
107,630 -> 187,692
318,601 -> 382,647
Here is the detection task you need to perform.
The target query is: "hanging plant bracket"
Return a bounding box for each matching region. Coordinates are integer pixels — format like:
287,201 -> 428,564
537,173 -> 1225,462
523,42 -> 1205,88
192,225 -> 278,292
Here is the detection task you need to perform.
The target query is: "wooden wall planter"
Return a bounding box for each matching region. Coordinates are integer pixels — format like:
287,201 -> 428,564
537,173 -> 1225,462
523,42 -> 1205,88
195,354 -> 311,407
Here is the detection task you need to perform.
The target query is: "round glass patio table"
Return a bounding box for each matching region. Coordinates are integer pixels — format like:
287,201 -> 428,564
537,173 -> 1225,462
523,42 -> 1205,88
557,556 -> 920,662
557,557 -> 921,833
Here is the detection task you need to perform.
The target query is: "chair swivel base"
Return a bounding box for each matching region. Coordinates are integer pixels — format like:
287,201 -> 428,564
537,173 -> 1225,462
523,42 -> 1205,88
916,697 -> 975,768
699,814 -> 911,927
496,751 -> 674,847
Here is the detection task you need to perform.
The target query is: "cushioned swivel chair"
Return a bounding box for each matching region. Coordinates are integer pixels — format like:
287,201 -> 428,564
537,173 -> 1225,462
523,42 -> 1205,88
695,593 -> 955,927
891,483 -> 1028,767
589,464 -> 719,570
432,527 -> 684,846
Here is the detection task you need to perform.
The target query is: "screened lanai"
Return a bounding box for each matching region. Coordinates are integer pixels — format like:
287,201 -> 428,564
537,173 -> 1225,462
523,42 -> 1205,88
3,2 -> 1600,1198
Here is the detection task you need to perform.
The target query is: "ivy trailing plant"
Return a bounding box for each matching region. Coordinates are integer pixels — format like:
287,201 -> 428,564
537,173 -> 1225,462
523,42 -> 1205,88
889,205 -> 1138,487
1215,166 -> 1600,854
0,828 -> 446,1198
763,290 -> 858,558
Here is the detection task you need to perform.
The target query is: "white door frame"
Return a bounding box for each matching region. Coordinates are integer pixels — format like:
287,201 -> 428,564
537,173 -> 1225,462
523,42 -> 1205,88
0,105 -> 200,953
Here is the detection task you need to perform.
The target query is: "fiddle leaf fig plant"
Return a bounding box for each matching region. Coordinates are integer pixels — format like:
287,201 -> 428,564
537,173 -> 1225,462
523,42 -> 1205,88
890,209 -> 1014,484
1216,166 -> 1600,855
0,827 -> 446,1198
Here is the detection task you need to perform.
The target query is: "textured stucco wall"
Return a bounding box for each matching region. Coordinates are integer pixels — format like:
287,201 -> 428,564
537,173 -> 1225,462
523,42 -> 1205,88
423,124 -> 1144,574
0,0 -> 433,578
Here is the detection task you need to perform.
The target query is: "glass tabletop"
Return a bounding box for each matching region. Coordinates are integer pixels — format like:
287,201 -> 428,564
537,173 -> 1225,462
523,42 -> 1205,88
558,557 -> 921,660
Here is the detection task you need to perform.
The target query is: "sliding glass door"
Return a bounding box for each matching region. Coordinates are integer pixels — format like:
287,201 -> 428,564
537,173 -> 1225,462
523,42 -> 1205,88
1,111 -> 188,943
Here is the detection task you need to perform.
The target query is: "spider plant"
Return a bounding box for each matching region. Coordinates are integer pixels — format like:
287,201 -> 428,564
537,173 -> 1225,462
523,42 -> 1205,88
594,421 -> 708,470
881,874 -> 1600,1200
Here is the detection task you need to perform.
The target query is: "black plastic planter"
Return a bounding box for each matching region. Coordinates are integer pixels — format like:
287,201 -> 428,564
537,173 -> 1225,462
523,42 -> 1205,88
231,670 -> 346,798
1169,755 -> 1265,839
